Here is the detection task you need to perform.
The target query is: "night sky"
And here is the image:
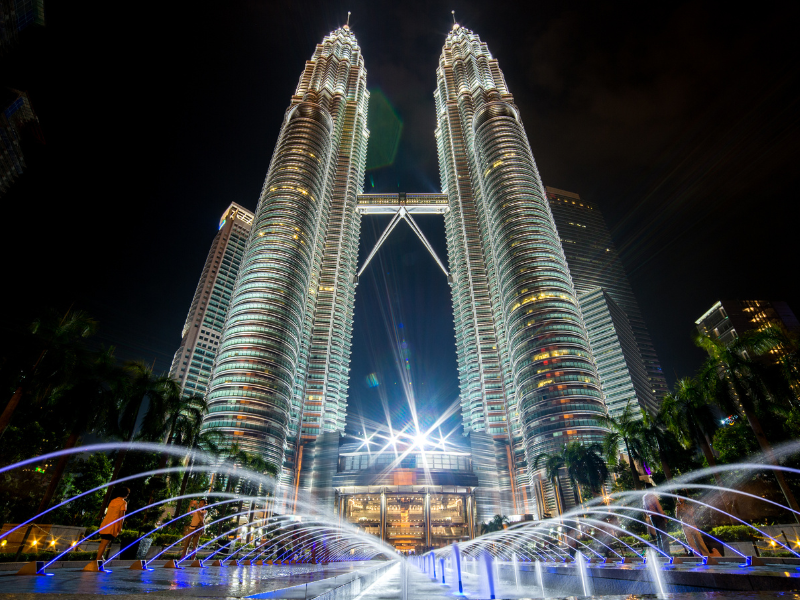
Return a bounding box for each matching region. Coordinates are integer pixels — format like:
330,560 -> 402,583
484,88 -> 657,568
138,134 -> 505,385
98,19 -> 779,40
3,1 -> 799,436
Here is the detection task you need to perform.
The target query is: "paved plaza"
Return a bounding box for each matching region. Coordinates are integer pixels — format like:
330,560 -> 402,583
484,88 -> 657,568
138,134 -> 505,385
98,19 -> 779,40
2,558 -> 800,600
0,560 -> 383,599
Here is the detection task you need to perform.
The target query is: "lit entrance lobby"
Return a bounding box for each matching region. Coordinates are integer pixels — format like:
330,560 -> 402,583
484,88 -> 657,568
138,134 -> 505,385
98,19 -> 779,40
321,437 -> 479,553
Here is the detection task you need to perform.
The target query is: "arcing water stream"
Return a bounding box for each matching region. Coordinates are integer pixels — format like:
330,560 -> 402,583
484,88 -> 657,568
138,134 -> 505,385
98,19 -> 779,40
3,441 -> 800,598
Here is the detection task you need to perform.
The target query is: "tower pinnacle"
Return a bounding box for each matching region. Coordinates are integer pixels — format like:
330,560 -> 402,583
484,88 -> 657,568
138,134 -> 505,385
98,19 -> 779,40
451,10 -> 459,29
344,11 -> 351,30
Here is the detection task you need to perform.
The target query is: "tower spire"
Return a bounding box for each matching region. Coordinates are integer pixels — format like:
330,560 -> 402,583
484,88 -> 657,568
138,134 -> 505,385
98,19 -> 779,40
451,10 -> 459,30
344,11 -> 351,29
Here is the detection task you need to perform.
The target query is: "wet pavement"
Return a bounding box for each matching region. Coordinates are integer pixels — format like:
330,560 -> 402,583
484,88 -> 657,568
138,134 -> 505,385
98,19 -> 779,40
357,561 -> 800,600
3,559 -> 800,600
0,560 -> 382,599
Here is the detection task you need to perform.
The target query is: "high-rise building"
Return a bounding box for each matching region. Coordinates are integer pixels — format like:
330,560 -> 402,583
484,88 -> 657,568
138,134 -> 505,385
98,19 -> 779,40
202,23 -> 369,479
580,288 -> 653,420
546,187 -> 668,413
0,0 -> 45,52
203,20 -> 608,519
695,300 -> 800,410
434,23 -> 607,518
696,299 -> 800,345
169,203 -> 254,396
0,89 -> 40,196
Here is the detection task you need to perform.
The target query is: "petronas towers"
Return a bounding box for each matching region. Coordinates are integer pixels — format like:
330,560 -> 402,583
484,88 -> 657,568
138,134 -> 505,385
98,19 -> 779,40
203,25 -> 368,477
201,19 -> 612,518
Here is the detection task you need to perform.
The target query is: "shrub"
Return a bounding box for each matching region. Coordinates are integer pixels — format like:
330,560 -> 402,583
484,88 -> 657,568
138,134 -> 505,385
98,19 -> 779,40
708,525 -> 755,542
154,533 -> 182,547
117,530 -> 141,547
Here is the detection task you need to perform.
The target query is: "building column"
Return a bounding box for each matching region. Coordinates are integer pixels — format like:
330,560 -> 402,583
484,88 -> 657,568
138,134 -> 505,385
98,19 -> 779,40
424,490 -> 431,549
380,490 -> 387,542
466,492 -> 475,539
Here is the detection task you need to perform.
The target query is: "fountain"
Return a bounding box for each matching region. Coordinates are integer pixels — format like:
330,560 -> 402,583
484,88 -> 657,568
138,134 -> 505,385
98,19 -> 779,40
646,547 -> 667,598
5,441 -> 800,598
535,559 -> 545,596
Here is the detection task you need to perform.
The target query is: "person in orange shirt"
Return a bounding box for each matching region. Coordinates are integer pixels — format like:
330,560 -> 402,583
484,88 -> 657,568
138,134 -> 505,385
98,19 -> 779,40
179,499 -> 207,559
95,487 -> 130,561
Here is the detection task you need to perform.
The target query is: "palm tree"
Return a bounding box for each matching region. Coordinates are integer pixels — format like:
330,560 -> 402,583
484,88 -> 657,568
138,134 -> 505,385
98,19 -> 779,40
97,362 -> 176,515
174,429 -> 224,517
480,514 -> 509,535
639,407 -> 681,481
13,346 -> 121,560
237,454 -> 278,543
563,442 -> 609,501
144,387 -> 208,507
534,442 -> 609,513
660,377 -> 722,479
0,309 -> 98,438
695,330 -> 800,515
601,403 -> 646,491
36,347 -> 121,512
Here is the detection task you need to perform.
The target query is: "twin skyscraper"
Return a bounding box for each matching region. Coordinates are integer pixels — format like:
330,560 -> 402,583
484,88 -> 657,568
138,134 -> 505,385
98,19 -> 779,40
171,20 -> 665,520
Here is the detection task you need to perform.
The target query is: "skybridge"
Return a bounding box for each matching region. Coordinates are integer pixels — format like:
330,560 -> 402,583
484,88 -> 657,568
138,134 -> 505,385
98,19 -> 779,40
354,193 -> 452,284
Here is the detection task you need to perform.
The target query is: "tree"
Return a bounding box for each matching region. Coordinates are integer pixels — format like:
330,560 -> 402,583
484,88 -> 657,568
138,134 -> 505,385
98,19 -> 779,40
480,514 -> 509,535
0,309 -> 98,438
695,330 -> 800,515
713,421 -> 759,464
34,347 -> 121,515
97,362 -> 177,515
660,377 -> 722,482
601,403 -> 646,491
49,453 -> 113,526
12,346 -> 122,560
534,442 -> 609,513
639,411 -> 682,481
143,387 -> 208,508
174,429 -> 224,517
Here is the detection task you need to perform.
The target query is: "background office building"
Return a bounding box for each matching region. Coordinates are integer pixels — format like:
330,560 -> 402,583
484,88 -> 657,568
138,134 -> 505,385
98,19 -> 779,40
546,187 -> 666,415
0,0 -> 45,52
580,288 -> 653,420
169,203 -> 254,396
695,299 -> 800,345
0,89 -> 40,196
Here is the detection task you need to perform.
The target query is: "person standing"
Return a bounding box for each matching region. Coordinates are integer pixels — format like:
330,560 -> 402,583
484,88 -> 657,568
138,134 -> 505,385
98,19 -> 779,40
84,487 -> 129,570
179,499 -> 207,559
643,492 -> 670,555
676,497 -> 711,556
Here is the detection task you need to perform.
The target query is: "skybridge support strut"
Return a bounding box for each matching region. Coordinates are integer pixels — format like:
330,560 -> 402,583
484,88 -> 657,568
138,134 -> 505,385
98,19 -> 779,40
353,207 -> 451,284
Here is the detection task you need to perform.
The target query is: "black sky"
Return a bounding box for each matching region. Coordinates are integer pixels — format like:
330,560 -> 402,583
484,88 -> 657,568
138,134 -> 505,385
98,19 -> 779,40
2,0 -> 799,433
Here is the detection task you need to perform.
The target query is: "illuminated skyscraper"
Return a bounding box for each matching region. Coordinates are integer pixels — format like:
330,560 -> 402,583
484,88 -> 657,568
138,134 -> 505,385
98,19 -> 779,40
169,203 -> 254,396
546,187 -> 667,412
580,288 -> 653,420
202,23 -> 369,480
435,23 -> 607,517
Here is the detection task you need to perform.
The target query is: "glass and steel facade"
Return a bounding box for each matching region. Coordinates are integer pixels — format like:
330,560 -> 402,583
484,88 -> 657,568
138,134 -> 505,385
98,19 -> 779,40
546,187 -> 667,413
202,25 -> 369,479
434,24 -> 607,518
169,203 -> 254,396
300,434 -> 478,553
580,288 -> 653,420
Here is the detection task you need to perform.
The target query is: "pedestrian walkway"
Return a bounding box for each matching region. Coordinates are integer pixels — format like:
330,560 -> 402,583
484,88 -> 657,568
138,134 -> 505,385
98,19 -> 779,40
352,563 -> 453,600
0,560 -> 379,598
